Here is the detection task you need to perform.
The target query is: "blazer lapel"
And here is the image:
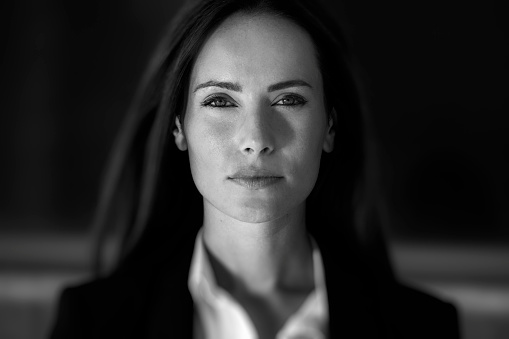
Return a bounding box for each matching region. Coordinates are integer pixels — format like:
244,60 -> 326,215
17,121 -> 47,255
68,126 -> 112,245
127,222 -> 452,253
318,237 -> 388,339
143,231 -> 197,338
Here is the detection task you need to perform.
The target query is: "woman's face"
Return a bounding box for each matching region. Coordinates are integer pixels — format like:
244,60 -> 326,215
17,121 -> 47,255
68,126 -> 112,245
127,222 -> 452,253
175,13 -> 335,223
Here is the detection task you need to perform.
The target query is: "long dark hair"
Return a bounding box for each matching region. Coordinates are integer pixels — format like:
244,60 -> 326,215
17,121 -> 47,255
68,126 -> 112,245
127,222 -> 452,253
92,0 -> 393,282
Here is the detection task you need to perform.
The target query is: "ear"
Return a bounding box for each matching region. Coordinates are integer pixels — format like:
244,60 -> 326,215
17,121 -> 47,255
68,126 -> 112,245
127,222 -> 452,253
322,108 -> 336,153
173,115 -> 188,151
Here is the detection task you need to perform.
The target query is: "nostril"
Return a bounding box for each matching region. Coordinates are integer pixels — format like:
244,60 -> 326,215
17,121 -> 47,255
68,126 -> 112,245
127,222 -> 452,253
260,146 -> 270,154
243,146 -> 271,155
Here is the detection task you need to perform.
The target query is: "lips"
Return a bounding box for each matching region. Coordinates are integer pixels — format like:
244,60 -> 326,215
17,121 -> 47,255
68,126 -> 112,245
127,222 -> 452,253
229,176 -> 283,189
228,168 -> 283,190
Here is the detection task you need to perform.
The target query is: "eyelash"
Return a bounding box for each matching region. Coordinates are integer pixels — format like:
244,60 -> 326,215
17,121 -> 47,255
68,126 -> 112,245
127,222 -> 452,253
200,95 -> 236,108
200,94 -> 307,108
274,95 -> 307,107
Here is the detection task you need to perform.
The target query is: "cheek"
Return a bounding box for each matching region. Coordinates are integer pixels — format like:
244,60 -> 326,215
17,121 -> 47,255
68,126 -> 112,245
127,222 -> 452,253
297,114 -> 327,159
290,114 -> 327,182
185,115 -> 233,174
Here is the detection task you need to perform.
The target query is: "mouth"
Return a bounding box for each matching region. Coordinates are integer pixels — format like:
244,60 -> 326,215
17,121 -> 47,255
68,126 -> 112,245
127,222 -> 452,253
228,176 -> 283,190
229,167 -> 284,190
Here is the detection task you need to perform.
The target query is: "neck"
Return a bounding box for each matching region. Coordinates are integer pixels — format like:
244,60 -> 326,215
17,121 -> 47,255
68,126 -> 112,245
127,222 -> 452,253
202,200 -> 314,296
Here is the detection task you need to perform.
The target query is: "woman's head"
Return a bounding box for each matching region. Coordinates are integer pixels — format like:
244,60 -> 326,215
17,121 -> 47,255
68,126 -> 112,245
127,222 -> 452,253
94,0 -> 390,279
174,12 -> 335,224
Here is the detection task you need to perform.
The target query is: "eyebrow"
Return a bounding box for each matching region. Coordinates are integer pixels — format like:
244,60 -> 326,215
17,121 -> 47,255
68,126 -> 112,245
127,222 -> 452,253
267,80 -> 312,92
193,79 -> 312,93
193,81 -> 242,93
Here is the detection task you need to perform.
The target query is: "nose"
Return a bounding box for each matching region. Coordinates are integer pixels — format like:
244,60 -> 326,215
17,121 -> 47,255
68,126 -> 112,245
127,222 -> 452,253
237,105 -> 275,156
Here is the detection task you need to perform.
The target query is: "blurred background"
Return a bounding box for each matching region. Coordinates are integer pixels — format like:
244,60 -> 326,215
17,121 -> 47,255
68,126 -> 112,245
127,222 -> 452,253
1,0 -> 508,338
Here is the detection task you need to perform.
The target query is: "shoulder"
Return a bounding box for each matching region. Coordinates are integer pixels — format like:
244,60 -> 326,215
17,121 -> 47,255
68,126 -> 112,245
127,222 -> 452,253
56,274 -> 147,312
49,248 -> 195,339
49,275 -> 148,339
383,282 -> 460,339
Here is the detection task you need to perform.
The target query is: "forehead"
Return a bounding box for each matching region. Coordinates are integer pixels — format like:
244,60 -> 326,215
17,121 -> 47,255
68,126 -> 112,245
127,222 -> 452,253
190,13 -> 322,88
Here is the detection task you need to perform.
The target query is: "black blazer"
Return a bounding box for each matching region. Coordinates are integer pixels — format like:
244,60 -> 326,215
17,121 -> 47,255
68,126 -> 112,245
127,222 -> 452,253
49,233 -> 460,339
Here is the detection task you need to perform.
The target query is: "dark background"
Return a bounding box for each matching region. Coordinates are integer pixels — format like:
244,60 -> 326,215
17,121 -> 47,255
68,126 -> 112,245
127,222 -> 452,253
0,0 -> 508,338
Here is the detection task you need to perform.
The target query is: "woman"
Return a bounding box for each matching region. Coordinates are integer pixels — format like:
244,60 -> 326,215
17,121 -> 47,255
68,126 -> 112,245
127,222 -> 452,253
50,0 -> 460,338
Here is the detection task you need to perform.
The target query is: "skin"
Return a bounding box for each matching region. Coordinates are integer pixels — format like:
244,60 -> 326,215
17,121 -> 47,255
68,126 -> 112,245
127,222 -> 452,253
173,12 -> 334,338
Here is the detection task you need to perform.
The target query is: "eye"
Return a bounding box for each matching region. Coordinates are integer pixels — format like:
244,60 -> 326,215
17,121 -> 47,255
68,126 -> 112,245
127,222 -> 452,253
274,95 -> 307,107
201,95 -> 236,108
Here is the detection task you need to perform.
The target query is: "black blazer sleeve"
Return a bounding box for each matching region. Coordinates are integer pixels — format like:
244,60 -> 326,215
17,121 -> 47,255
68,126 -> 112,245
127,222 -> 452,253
48,266 -> 195,339
48,277 -> 151,339
388,284 -> 461,339
50,286 -> 92,339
